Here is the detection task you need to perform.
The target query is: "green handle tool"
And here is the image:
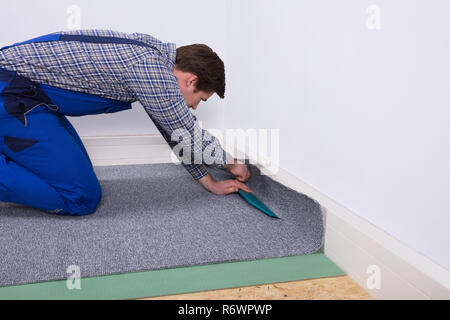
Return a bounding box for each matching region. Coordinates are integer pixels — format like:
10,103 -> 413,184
237,189 -> 280,219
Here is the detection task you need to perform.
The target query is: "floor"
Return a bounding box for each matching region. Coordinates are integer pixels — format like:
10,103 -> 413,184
141,276 -> 373,300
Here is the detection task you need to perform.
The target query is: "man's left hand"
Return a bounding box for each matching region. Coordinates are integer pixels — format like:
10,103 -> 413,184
225,159 -> 251,182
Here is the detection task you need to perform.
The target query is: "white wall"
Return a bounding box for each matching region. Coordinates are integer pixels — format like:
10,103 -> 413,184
225,0 -> 450,270
0,0 -> 227,135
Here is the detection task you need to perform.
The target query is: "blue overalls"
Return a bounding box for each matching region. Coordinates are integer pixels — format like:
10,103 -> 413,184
0,33 -> 150,215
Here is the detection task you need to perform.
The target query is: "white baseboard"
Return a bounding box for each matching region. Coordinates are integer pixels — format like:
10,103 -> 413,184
263,167 -> 449,300
82,134 -> 450,300
82,135 -> 176,166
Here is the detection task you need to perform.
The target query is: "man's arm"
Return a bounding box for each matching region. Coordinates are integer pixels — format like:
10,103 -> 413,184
147,112 -> 211,180
123,55 -> 250,193
124,55 -> 228,173
148,110 -> 251,194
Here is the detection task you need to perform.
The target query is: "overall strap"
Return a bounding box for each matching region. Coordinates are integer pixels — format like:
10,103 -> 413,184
1,33 -> 157,51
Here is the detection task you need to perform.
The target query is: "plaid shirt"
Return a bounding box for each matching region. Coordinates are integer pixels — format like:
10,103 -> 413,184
0,29 -> 228,180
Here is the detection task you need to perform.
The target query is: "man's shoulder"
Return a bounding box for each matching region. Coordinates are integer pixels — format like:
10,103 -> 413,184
59,29 -> 163,45
60,29 -> 176,69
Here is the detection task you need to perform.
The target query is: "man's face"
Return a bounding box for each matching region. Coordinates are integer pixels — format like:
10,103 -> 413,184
174,68 -> 214,110
182,88 -> 214,110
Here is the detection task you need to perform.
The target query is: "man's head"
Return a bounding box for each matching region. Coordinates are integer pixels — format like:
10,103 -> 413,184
173,44 -> 225,110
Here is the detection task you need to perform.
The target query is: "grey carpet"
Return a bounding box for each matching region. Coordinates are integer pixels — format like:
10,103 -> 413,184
0,163 -> 324,287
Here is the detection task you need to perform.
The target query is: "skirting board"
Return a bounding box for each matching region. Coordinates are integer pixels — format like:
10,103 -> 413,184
82,134 -> 450,300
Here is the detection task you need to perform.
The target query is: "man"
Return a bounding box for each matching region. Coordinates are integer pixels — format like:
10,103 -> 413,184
0,29 -> 251,216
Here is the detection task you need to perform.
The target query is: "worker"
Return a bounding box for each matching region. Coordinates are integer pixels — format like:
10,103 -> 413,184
0,29 -> 251,216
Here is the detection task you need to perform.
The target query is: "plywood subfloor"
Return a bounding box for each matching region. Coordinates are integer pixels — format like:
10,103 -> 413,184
141,276 -> 373,300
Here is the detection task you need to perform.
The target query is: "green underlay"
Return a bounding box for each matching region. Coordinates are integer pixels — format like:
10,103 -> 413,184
0,253 -> 344,300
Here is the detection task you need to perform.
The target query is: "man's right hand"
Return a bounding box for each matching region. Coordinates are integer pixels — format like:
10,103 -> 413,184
198,173 -> 252,195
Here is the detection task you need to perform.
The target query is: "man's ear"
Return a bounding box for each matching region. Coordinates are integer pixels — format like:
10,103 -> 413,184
188,74 -> 198,87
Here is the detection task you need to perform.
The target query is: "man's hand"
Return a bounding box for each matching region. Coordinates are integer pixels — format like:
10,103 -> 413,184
198,173 -> 252,195
224,158 -> 251,182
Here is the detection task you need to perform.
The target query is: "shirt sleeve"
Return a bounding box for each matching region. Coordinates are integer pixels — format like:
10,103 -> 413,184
148,112 -> 209,180
123,54 -> 229,180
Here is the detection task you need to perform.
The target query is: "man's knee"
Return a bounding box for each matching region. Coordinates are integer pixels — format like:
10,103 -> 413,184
57,176 -> 102,216
76,178 -> 102,216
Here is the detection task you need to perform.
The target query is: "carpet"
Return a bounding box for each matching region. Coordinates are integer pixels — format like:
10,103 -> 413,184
0,163 -> 325,287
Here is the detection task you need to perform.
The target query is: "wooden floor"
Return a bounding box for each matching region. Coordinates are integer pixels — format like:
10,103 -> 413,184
141,276 -> 373,300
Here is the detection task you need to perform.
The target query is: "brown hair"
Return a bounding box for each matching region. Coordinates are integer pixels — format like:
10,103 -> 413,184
175,44 -> 225,99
